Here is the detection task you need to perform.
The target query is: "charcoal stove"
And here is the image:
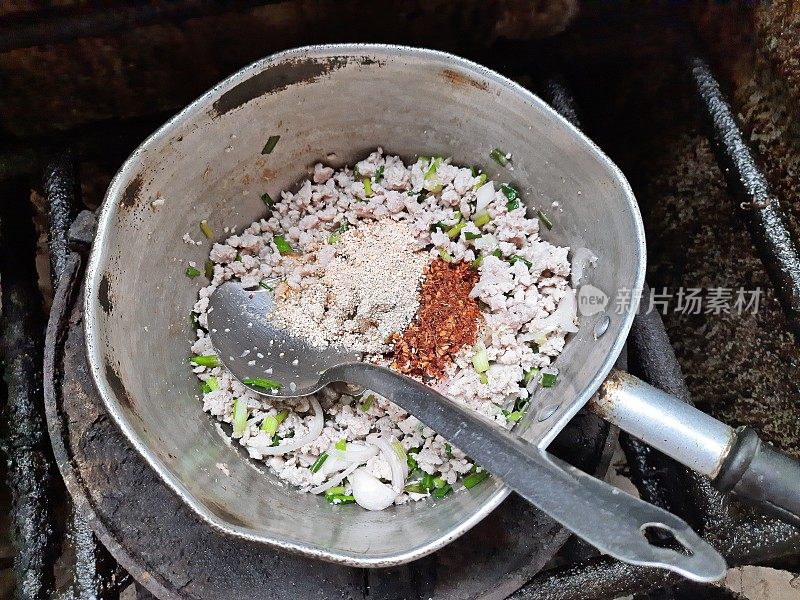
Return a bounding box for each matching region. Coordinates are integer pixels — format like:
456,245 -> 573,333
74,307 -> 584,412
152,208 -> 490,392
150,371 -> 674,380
2,3 -> 800,599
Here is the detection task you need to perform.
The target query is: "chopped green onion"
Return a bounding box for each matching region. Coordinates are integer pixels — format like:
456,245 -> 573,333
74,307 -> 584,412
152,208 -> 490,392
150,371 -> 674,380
444,443 -> 453,458
185,266 -> 201,278
446,222 -> 466,239
537,210 -> 553,230
404,483 -> 429,494
325,486 -> 347,498
469,256 -> 484,270
203,259 -> 214,279
199,219 -> 213,239
506,411 -> 524,422
275,409 -> 289,424
463,469 -> 490,489
540,372 -> 558,388
190,354 -> 219,367
310,452 -> 329,473
452,211 -> 463,222
259,279 -> 274,291
261,415 -> 278,436
234,252 -> 242,262
433,484 -> 453,499
261,135 -> 280,155
335,439 -> 347,451
328,221 -> 350,244
424,157 -> 442,180
524,368 -> 539,385
479,372 -> 489,385
327,493 -> 355,505
273,235 -> 293,255
407,451 -> 418,470
438,247 -> 453,263
421,473 -> 436,491
360,394 -> 375,412
363,177 -> 373,197
470,166 -> 479,177
206,376 -> 219,391
490,148 -> 510,166
464,231 -> 482,240
472,173 -> 488,190
232,399 -> 248,436
491,249 -> 503,258
508,255 -> 532,269
506,198 -> 520,211
472,212 -> 491,228
432,476 -> 447,489
472,344 -> 490,373
500,183 -> 519,201
200,381 -> 212,394
261,192 -> 274,207
391,440 -> 407,462
242,376 -> 283,390
375,165 -> 385,181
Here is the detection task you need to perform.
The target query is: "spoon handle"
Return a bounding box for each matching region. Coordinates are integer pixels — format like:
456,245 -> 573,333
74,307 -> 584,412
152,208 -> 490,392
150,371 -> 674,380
323,362 -> 726,583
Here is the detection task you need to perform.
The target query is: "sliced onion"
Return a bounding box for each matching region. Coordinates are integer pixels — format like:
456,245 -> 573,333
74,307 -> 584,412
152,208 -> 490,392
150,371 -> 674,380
330,442 -> 379,465
475,181 -> 495,213
248,396 -> 324,455
366,433 -> 407,493
349,468 -> 398,511
310,462 -> 361,495
535,290 -> 579,334
570,247 -> 598,287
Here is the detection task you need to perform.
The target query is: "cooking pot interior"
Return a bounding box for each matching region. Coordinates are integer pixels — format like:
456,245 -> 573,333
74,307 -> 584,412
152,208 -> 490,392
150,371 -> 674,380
85,45 -> 644,564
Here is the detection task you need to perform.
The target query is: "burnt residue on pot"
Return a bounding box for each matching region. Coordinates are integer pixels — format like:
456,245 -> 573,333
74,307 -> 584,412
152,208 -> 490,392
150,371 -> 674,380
119,173 -> 143,210
98,273 -> 113,313
212,56 -> 356,116
442,68 -> 489,91
104,362 -> 133,410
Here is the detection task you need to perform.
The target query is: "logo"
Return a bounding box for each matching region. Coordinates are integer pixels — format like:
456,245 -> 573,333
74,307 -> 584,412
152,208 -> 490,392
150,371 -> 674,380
577,284 -> 609,316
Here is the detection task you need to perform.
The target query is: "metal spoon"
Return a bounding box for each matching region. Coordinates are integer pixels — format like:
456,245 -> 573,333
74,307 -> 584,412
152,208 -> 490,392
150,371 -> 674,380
207,280 -> 725,582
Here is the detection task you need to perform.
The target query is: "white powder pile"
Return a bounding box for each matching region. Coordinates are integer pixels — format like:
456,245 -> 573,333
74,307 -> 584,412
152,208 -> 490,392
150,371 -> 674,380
270,219 -> 428,353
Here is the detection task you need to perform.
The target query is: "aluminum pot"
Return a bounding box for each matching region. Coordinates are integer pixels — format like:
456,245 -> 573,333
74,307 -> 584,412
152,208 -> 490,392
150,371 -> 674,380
84,44 -> 800,569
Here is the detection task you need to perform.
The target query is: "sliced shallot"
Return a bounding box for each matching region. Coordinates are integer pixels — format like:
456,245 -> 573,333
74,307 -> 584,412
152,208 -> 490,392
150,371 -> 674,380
249,396 -> 324,455
367,433 -> 407,493
349,468 -> 397,511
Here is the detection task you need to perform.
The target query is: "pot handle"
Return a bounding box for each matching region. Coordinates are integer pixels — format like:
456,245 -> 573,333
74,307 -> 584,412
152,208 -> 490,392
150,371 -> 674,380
593,369 -> 800,528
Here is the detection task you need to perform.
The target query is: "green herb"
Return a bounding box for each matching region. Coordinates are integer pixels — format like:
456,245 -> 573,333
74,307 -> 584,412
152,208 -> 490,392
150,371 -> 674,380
335,439 -> 347,451
463,469 -> 490,489
326,493 -> 356,505
421,473 -> 436,491
375,165 -> 385,181
261,192 -> 274,207
479,372 -> 489,385
242,376 -> 283,390
489,148 -> 510,166
438,247 -> 453,263
190,354 -> 219,367
407,451 -> 418,470
472,212 -> 491,228
433,484 -> 453,499
259,279 -> 274,291
469,256 -> 484,270
261,415 -> 278,436
472,173 -> 488,190
540,372 -> 558,388
273,235 -> 293,255
471,344 -> 489,373
500,183 -> 518,201
505,411 -> 524,422
202,259 -> 214,279
185,266 -> 201,278
464,231 -> 482,240
363,177 -> 374,197
232,399 -> 248,436
491,249 -> 503,258
508,255 -> 532,269
424,157 -> 442,180
506,198 -> 520,212
524,368 -> 539,385
310,452 -> 329,473
360,394 -> 375,412
234,253 -> 242,262
537,210 -> 553,229
261,135 -> 280,155
444,443 -> 453,458
446,222 -> 466,239
325,486 -> 346,498
199,219 -> 213,239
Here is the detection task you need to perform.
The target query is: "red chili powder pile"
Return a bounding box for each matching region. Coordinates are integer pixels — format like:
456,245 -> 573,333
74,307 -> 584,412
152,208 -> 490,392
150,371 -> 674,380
389,259 -> 482,380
